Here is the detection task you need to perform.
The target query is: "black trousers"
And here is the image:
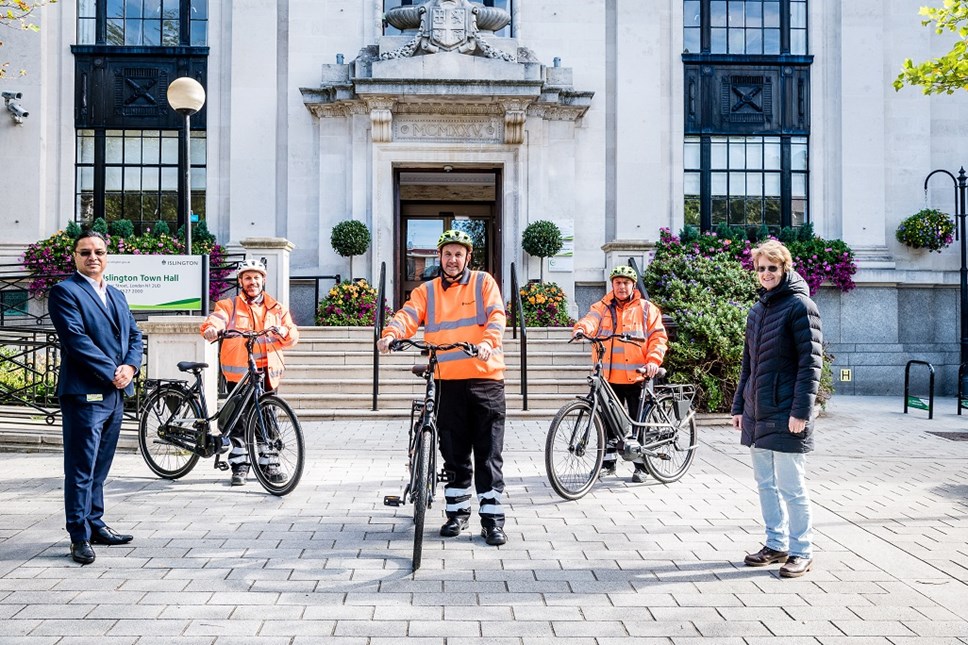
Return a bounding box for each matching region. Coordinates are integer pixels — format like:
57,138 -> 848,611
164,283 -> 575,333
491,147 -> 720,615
437,378 -> 507,528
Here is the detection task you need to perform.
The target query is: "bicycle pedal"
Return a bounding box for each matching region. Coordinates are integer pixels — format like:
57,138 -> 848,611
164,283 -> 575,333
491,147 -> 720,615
214,457 -> 229,471
383,495 -> 404,507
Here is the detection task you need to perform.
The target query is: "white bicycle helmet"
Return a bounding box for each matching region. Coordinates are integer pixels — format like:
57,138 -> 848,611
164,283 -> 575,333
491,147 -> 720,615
237,258 -> 267,278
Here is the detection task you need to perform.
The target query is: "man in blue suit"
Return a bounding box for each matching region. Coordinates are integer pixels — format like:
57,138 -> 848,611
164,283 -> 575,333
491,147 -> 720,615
48,231 -> 143,565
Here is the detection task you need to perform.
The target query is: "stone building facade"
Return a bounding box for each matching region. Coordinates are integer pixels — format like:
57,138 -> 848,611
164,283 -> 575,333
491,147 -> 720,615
2,0 -> 968,394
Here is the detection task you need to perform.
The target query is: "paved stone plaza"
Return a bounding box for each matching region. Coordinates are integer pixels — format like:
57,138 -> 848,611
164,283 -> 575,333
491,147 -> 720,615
1,395 -> 967,644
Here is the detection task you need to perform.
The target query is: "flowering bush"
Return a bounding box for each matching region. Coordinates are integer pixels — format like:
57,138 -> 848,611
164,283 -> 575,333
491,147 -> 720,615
644,230 -> 758,412
509,281 -> 573,328
316,279 -> 391,326
787,238 -> 856,294
21,229 -> 76,296
644,227 -> 847,411
896,208 -> 955,252
22,220 -> 231,301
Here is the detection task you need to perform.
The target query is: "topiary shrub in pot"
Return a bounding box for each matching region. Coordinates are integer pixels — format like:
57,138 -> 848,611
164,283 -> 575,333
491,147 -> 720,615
331,219 -> 371,280
521,220 -> 563,283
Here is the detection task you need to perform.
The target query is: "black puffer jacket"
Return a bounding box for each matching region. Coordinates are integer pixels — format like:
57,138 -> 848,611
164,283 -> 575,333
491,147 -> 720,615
731,269 -> 822,453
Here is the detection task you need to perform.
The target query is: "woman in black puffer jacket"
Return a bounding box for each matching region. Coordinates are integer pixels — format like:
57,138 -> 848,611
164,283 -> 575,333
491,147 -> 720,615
731,240 -> 822,579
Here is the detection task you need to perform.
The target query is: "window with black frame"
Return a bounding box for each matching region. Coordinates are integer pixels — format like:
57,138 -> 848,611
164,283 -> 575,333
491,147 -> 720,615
77,0 -> 208,46
383,0 -> 511,37
76,129 -> 206,233
682,0 -> 809,231
74,0 -> 208,232
683,0 -> 806,55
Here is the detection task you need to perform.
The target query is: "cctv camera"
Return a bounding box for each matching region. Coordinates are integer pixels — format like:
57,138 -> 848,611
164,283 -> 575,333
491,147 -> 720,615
7,103 -> 28,119
1,91 -> 22,100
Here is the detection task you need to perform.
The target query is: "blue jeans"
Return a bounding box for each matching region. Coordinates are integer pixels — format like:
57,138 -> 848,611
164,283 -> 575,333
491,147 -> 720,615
750,447 -> 813,559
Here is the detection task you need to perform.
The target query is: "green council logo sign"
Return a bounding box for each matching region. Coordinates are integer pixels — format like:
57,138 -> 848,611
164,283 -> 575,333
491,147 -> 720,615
104,255 -> 203,311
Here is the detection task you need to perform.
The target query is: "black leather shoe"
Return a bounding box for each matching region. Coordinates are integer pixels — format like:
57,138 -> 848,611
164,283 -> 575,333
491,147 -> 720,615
439,517 -> 469,537
90,526 -> 133,546
71,541 -> 95,565
481,526 -> 507,546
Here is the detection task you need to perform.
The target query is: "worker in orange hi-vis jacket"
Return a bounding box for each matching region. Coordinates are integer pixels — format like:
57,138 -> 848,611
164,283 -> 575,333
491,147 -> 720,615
200,258 -> 299,487
573,264 -> 668,483
377,229 -> 509,547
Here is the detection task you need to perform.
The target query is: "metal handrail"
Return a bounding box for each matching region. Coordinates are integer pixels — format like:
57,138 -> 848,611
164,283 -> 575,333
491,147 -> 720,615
627,256 -> 649,301
509,262 -> 528,410
372,262 -> 387,411
290,274 -> 342,318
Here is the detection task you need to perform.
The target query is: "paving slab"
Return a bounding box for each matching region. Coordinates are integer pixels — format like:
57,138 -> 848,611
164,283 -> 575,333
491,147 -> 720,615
0,395 -> 967,643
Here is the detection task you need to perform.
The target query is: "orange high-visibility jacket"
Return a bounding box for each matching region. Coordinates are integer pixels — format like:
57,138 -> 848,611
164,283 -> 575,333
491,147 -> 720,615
383,270 -> 506,380
199,293 -> 299,389
573,289 -> 667,385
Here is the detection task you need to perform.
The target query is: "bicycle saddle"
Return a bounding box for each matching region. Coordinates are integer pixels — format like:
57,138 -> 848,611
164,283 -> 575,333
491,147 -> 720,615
411,364 -> 429,378
177,361 -> 209,373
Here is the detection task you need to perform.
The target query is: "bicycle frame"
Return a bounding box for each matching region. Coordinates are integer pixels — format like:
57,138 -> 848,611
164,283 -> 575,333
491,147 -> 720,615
406,350 -> 440,505
146,331 -> 269,459
571,334 -> 689,459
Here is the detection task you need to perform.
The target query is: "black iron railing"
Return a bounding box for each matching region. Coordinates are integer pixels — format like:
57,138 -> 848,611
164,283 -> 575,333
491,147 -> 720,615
290,273 -> 342,321
0,325 -> 148,423
509,262 -> 528,411
372,262 -> 387,411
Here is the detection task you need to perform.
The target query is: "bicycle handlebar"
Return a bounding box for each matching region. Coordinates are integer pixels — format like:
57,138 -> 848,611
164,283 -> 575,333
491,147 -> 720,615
219,328 -> 282,340
389,338 -> 479,356
570,331 -> 643,345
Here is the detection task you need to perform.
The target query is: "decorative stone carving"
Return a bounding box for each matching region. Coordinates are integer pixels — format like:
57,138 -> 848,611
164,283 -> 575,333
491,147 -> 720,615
380,0 -> 515,62
394,115 -> 503,143
367,97 -> 396,143
501,100 -> 528,144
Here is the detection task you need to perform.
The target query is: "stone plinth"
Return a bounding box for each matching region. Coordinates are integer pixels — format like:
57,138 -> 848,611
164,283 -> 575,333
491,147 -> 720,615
141,316 -> 219,426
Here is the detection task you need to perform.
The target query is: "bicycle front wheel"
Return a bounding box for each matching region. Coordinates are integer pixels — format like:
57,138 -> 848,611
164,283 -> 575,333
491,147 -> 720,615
545,399 -> 605,500
642,396 -> 698,484
245,394 -> 305,496
411,429 -> 433,572
138,385 -> 201,479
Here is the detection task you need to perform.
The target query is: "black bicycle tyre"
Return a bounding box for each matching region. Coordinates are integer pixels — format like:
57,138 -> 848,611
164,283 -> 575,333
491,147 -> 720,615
138,385 -> 201,479
245,394 -> 305,496
545,399 -> 605,500
411,429 -> 432,571
643,395 -> 698,484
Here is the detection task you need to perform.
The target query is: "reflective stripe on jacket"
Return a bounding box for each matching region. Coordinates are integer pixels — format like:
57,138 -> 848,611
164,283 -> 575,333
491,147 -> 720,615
573,289 -> 667,384
383,270 -> 506,380
199,293 -> 299,389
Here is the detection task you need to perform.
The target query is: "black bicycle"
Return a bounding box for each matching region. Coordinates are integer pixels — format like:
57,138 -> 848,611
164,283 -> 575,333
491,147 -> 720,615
545,332 -> 698,500
138,329 -> 305,496
382,338 -> 478,572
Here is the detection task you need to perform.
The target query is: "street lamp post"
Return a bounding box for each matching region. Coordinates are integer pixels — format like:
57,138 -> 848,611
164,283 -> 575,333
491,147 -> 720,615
924,167 -> 968,411
166,77 -> 206,254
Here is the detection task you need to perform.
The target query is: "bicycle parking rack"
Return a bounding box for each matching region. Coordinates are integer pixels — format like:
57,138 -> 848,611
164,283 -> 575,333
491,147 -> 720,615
903,360 -> 935,419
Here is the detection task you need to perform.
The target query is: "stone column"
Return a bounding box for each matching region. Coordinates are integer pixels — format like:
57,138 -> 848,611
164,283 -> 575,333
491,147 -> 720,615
240,237 -> 294,306
141,316 -> 219,423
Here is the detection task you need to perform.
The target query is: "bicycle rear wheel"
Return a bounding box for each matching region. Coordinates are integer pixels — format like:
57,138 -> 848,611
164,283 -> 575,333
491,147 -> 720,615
545,400 -> 605,500
642,395 -> 698,483
411,429 -> 433,571
138,385 -> 201,479
246,394 -> 305,496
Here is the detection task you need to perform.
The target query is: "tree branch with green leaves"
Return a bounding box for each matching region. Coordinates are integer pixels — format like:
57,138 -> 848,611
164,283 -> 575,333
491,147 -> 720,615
1,1 -> 55,78
895,1 -> 968,95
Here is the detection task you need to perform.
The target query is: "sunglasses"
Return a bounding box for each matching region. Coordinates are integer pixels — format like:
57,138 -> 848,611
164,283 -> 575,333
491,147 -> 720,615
76,249 -> 107,257
756,265 -> 780,273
